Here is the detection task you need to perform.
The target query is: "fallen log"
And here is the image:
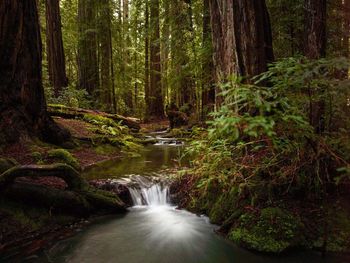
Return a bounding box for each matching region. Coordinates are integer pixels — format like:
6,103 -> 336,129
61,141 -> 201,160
0,164 -> 126,215
47,104 -> 141,132
0,164 -> 88,191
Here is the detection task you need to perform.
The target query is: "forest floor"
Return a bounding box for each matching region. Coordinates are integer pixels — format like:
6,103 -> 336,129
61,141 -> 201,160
0,109 -> 157,260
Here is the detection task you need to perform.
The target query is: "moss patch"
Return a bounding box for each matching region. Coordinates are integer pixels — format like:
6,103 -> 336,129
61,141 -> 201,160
47,149 -> 80,170
228,207 -> 304,253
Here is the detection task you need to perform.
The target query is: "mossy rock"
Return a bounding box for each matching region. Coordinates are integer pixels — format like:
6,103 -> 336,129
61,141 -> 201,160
229,207 -> 304,253
47,149 -> 80,170
0,158 -> 18,174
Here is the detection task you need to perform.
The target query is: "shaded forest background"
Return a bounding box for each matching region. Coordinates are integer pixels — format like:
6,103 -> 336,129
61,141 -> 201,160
39,0 -> 350,120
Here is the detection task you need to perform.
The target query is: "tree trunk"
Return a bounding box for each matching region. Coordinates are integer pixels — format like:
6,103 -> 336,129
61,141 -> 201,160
45,0 -> 68,97
161,0 -> 170,109
122,0 -> 133,113
304,0 -> 327,59
343,0 -> 350,61
209,0 -> 235,106
304,0 -> 327,133
99,0 -> 113,112
0,0 -> 70,145
170,0 -> 193,107
233,0 -> 274,78
201,0 -> 215,119
149,0 -> 164,118
144,0 -> 150,118
77,0 -> 99,97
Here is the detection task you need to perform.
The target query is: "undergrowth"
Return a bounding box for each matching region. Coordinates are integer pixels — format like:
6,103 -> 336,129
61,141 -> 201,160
178,57 -> 350,253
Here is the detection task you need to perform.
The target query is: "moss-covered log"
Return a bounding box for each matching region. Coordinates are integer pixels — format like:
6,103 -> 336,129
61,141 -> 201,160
47,104 -> 141,131
0,164 -> 87,191
0,164 -> 126,215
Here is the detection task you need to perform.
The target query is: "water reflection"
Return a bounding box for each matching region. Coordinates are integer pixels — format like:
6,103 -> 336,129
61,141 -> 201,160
84,145 -> 185,180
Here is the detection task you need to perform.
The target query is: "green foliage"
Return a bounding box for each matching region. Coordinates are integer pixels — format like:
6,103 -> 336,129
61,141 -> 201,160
46,85 -> 91,108
178,57 -> 350,253
187,57 -> 350,201
47,149 -> 80,170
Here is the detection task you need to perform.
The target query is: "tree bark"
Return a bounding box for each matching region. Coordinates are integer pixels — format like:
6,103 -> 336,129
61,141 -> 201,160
201,0 -> 215,119
45,0 -> 68,97
209,0 -> 235,106
170,0 -> 193,107
144,0 -> 150,118
304,0 -> 327,59
304,0 -> 327,133
99,0 -> 113,112
0,0 -> 70,145
233,0 -> 274,78
149,0 -> 164,118
78,0 -> 99,97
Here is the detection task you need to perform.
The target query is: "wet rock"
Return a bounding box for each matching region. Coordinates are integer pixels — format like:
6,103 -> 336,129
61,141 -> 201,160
90,180 -> 133,207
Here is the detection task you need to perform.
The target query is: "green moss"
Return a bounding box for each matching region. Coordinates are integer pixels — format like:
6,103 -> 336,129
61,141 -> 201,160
47,149 -> 80,170
312,210 -> 350,252
228,207 -> 304,253
83,114 -> 119,128
120,140 -> 143,157
31,151 -> 43,163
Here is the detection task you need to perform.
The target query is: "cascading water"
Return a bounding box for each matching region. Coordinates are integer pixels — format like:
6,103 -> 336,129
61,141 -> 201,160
129,183 -> 169,206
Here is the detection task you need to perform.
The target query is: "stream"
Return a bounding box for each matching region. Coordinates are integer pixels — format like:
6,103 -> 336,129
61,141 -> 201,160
38,134 -> 341,263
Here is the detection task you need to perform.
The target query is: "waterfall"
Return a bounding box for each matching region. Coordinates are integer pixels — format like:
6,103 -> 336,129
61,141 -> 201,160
129,184 -> 169,206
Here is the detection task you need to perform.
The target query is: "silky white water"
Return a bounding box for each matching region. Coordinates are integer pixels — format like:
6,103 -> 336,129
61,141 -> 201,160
129,183 -> 169,206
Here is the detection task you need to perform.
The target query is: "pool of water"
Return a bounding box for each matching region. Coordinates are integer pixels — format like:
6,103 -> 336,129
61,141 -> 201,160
41,205 -> 341,263
84,144 -> 185,180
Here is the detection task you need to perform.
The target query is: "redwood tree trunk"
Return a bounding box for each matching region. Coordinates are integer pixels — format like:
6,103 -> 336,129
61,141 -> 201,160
45,0 -> 68,97
99,0 -> 113,112
149,0 -> 164,118
78,0 -> 99,97
201,0 -> 215,119
209,0 -> 235,106
304,0 -> 327,59
144,0 -> 150,118
0,0 -> 70,145
233,0 -> 274,78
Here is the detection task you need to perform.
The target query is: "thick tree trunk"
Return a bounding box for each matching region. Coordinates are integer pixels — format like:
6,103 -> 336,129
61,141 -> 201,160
201,0 -> 215,119
170,0 -> 193,107
78,0 -> 99,97
99,0 -> 113,112
45,0 -> 68,97
149,0 -> 164,118
233,0 -> 274,78
343,0 -> 350,60
0,0 -> 70,145
144,0 -> 150,118
161,0 -> 170,109
304,0 -> 327,59
122,0 -> 133,113
209,0 -> 235,106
